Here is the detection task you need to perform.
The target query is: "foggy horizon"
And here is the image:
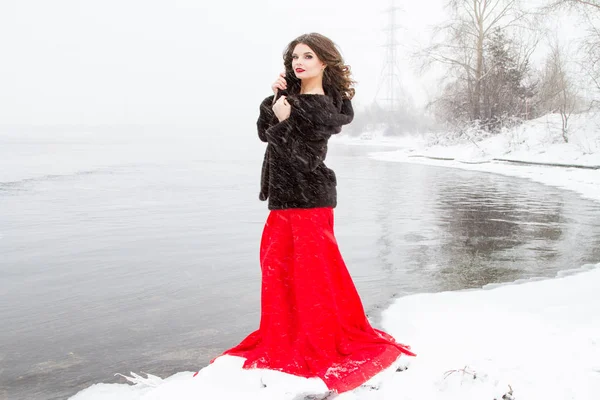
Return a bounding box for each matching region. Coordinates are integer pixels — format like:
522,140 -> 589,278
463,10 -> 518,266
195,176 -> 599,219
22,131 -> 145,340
0,1 -> 589,129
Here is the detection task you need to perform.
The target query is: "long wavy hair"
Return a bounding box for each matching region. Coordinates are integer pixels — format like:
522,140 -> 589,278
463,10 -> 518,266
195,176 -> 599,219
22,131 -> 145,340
282,33 -> 356,101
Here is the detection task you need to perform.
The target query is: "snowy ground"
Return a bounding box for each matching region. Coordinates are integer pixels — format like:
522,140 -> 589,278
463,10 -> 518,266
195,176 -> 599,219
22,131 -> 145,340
70,113 -> 600,399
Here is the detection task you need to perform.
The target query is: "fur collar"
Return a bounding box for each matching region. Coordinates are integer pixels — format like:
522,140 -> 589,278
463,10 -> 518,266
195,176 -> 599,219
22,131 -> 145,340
274,91 -> 353,127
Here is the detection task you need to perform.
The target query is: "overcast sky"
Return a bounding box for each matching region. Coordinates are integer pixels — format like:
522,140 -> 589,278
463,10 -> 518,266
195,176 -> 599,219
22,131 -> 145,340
0,0 -> 585,130
0,0 -> 451,128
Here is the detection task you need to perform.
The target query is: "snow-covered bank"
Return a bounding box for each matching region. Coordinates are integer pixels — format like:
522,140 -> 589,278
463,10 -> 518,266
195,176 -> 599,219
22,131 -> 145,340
337,112 -> 600,203
71,264 -> 600,400
380,263 -> 600,400
375,151 -> 600,204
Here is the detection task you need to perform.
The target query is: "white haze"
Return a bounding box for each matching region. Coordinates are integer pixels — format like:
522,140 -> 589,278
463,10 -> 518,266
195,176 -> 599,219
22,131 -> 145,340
0,0 -> 449,131
0,1 -> 589,137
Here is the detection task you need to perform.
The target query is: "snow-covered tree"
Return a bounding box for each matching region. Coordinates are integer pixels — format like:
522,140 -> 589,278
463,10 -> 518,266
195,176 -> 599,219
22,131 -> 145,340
423,0 -> 537,130
481,27 -> 536,130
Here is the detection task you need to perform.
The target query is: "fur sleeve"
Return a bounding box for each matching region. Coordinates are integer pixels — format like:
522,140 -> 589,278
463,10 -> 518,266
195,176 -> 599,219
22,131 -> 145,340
292,97 -> 354,141
290,139 -> 328,172
257,95 -> 276,142
320,98 -> 354,127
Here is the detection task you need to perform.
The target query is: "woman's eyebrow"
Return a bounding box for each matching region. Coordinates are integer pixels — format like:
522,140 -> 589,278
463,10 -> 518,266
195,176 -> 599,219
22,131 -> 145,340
292,52 -> 314,56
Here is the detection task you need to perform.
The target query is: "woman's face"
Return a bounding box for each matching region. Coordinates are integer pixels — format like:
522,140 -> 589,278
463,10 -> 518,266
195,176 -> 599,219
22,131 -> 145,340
292,43 -> 326,81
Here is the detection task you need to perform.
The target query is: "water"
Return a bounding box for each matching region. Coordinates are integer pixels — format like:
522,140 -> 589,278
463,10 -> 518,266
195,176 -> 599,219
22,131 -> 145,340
1,132 -> 600,400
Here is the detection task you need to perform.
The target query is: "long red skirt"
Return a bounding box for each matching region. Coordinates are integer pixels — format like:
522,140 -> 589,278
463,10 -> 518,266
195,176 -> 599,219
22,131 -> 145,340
216,207 -> 415,393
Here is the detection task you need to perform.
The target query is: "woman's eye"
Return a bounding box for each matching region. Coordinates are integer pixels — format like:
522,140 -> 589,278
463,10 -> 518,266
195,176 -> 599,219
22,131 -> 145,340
306,55 -> 312,59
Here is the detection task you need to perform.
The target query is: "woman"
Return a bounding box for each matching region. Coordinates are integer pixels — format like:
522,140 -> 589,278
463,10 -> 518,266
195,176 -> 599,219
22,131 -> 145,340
216,33 -> 414,394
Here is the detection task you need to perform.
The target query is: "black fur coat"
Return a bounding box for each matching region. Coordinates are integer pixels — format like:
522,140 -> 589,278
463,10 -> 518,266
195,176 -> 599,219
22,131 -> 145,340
257,91 -> 354,210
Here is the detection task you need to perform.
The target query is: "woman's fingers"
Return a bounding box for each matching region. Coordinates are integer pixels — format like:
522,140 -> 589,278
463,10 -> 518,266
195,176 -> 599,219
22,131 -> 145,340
272,81 -> 286,92
272,95 -> 291,121
274,96 -> 289,107
271,73 -> 287,95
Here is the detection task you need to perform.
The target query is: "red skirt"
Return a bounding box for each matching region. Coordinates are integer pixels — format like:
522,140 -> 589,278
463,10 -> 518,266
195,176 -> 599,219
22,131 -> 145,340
216,207 -> 415,393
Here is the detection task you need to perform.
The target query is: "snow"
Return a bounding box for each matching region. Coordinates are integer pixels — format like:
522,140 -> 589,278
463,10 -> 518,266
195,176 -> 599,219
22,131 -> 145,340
69,263 -> 600,400
70,113 -> 600,399
380,263 -> 600,400
337,112 -> 600,203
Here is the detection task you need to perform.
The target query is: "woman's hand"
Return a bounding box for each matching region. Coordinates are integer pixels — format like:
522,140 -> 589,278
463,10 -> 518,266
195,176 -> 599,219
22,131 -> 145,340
272,96 -> 291,122
271,71 -> 287,95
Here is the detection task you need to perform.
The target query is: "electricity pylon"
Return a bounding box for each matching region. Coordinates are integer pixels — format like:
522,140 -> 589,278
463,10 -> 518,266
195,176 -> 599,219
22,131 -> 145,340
374,0 -> 405,134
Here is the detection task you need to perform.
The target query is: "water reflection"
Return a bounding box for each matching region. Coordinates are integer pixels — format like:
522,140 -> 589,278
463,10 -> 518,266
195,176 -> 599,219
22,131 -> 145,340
332,149 -> 600,305
375,179 -> 394,274
432,179 -> 566,290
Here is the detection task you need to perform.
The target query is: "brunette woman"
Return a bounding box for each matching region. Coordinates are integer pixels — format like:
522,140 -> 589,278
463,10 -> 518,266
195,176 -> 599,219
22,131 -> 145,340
216,32 -> 414,394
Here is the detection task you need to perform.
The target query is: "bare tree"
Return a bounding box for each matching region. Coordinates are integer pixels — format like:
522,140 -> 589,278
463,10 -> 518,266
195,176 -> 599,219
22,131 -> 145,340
542,0 -> 600,104
536,41 -> 581,142
544,0 -> 600,11
578,13 -> 600,97
422,0 -> 534,126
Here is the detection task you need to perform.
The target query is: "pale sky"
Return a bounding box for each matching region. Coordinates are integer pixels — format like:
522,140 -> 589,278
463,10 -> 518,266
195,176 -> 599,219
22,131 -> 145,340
0,0 -> 586,129
0,0 -> 450,128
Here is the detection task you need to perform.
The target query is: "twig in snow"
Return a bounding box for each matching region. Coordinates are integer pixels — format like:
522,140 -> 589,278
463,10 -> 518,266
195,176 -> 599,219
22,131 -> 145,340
495,384 -> 515,400
443,365 -> 477,380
